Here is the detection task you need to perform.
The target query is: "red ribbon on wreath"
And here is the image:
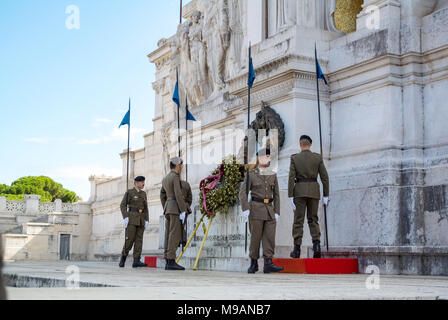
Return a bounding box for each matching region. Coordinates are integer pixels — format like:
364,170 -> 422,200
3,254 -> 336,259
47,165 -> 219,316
200,164 -> 224,215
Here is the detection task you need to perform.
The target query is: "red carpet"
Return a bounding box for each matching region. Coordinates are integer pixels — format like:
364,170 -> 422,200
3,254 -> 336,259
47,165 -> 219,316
144,256 -> 158,268
272,258 -> 359,274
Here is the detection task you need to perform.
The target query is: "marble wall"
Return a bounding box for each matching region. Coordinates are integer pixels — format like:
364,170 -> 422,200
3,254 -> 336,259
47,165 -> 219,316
87,0 -> 448,274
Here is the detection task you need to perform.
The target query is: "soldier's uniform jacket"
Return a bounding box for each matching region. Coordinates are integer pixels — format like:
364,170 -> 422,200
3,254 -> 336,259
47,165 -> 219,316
239,167 -> 280,220
160,180 -> 192,215
120,188 -> 149,226
288,150 -> 329,199
161,170 -> 188,215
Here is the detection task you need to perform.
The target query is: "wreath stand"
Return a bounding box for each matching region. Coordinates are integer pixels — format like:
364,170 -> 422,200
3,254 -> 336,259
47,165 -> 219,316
176,212 -> 215,270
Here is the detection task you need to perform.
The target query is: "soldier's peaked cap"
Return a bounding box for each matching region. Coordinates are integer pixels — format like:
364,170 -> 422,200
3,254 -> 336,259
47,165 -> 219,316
170,157 -> 183,165
300,135 -> 312,144
134,176 -> 145,182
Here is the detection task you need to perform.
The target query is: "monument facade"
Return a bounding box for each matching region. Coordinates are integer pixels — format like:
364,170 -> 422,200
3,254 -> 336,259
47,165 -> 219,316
85,0 -> 448,275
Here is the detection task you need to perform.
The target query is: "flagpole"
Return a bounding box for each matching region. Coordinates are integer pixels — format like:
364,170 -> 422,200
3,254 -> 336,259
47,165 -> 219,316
126,98 -> 131,203
185,95 -> 188,182
177,1 -> 182,158
180,0 -> 182,24
244,43 -> 253,254
315,45 -> 329,253
175,68 -> 181,158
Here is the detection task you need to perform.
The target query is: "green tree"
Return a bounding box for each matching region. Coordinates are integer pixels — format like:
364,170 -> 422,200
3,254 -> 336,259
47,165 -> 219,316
1,176 -> 78,203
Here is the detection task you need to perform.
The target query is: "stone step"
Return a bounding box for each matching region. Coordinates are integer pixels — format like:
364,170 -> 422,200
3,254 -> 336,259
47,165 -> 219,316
272,258 -> 359,274
0,214 -> 16,222
0,222 -> 19,234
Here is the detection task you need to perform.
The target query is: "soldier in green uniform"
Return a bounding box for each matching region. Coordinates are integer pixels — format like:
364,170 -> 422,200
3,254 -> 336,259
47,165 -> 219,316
161,157 -> 188,270
119,176 -> 149,268
239,148 -> 284,274
160,179 -> 192,251
288,135 -> 329,259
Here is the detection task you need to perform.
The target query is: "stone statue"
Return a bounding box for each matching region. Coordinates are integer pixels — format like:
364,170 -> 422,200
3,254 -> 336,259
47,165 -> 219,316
189,10 -> 209,106
227,0 -> 245,78
204,0 -> 229,95
178,22 -> 192,102
277,0 -> 296,30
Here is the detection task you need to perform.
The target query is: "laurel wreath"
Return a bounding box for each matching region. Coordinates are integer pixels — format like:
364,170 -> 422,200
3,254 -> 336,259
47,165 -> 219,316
199,155 -> 244,216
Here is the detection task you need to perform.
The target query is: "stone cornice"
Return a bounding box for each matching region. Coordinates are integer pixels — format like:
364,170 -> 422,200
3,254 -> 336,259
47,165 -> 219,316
329,45 -> 448,101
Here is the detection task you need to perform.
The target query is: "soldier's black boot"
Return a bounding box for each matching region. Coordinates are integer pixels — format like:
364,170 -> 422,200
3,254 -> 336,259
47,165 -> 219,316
119,255 -> 127,268
132,257 -> 147,268
247,259 -> 258,274
263,258 -> 284,274
165,259 -> 185,271
313,240 -> 321,258
290,245 -> 301,258
164,259 -> 169,270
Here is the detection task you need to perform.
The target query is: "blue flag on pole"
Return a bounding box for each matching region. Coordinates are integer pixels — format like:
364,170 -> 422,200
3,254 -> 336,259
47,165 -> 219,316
315,45 -> 328,86
172,71 -> 180,108
119,108 -> 130,128
247,46 -> 256,88
185,96 -> 196,121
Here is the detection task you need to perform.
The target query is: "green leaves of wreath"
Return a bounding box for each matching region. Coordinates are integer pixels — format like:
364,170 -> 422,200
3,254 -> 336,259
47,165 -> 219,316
199,155 -> 244,216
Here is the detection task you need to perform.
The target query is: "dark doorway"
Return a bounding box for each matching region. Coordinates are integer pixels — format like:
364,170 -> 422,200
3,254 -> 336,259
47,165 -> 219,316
60,234 -> 70,260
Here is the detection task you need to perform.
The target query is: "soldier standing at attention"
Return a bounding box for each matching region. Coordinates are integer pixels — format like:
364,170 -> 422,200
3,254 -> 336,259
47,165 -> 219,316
160,179 -> 192,252
119,176 -> 149,268
161,157 -> 188,270
239,148 -> 284,274
288,135 -> 329,259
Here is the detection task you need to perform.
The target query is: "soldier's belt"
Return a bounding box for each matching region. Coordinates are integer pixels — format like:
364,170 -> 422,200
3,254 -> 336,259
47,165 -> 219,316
128,207 -> 144,213
251,197 -> 273,204
167,196 -> 176,200
295,178 -> 317,183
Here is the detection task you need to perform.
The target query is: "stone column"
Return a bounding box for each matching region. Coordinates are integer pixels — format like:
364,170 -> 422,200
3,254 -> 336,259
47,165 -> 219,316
88,175 -> 97,202
55,199 -> 62,212
247,0 -> 264,44
24,194 -> 41,215
0,196 -> 6,212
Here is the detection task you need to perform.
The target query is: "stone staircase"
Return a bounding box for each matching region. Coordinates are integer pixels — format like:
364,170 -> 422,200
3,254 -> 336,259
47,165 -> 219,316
1,214 -> 51,261
0,214 -> 19,234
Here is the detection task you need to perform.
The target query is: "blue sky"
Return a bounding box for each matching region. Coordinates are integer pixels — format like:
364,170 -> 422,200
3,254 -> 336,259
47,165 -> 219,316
0,0 -> 188,200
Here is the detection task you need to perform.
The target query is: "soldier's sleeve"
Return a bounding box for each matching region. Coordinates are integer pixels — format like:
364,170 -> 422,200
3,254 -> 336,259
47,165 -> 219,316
274,175 -> 280,215
239,171 -> 251,212
288,155 -> 296,198
186,185 -> 193,214
143,192 -> 149,222
319,156 -> 330,197
120,191 -> 129,219
173,175 -> 188,213
160,186 -> 167,209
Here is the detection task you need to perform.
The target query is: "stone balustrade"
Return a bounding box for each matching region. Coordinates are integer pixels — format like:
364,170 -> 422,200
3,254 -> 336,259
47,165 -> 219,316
0,195 -> 76,215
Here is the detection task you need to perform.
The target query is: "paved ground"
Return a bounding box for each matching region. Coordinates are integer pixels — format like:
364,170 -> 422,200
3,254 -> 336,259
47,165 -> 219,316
3,261 -> 448,300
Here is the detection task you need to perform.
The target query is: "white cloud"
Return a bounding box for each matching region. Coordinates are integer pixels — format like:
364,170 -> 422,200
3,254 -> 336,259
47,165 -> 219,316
92,118 -> 113,127
25,137 -> 75,144
25,137 -> 49,143
76,127 -> 146,145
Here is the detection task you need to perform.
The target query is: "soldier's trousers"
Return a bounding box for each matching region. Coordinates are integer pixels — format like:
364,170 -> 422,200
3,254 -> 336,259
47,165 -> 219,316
249,218 -> 276,259
164,214 -> 182,260
292,197 -> 321,245
122,224 -> 145,259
